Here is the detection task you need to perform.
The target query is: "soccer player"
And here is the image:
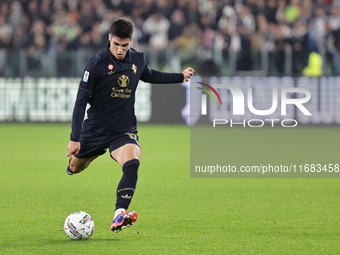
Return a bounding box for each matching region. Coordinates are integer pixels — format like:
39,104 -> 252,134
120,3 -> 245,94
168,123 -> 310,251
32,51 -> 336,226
66,17 -> 194,233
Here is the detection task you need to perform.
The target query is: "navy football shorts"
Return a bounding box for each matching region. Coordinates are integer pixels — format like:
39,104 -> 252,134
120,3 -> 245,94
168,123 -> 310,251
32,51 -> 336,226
75,130 -> 140,159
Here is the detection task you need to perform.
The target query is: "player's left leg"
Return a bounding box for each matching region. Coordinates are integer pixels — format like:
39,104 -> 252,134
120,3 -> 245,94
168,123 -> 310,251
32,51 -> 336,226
111,143 -> 141,167
110,142 -> 141,233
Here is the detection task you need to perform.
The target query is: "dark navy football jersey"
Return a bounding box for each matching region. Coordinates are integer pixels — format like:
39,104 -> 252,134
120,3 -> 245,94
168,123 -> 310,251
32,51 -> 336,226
70,45 -> 184,141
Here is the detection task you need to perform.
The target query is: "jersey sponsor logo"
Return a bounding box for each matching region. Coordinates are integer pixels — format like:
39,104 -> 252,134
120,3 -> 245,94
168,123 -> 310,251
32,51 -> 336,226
118,75 -> 129,87
82,71 -> 89,82
131,64 -> 137,74
111,87 -> 131,98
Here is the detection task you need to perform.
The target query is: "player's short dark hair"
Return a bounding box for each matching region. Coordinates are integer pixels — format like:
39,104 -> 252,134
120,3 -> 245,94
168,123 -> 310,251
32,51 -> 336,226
110,17 -> 135,39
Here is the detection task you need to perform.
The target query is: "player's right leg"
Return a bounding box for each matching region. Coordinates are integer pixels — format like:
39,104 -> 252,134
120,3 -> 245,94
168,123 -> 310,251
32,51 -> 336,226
67,155 -> 98,174
66,130 -> 108,175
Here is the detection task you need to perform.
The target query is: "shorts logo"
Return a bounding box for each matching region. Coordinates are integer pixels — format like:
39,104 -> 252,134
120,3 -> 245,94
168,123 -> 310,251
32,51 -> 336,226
125,133 -> 139,146
82,71 -> 89,82
118,75 -> 129,87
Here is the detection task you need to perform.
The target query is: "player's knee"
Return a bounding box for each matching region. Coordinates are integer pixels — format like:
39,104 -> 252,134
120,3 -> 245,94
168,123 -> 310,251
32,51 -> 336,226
69,164 -> 84,173
69,161 -> 86,173
69,156 -> 96,173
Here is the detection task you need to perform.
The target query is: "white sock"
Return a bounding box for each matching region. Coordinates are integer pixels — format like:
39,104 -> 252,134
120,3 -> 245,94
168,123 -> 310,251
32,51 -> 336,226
114,208 -> 126,218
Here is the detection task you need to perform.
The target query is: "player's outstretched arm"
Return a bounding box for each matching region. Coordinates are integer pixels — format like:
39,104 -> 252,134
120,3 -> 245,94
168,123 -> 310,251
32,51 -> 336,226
67,141 -> 81,157
182,67 -> 195,82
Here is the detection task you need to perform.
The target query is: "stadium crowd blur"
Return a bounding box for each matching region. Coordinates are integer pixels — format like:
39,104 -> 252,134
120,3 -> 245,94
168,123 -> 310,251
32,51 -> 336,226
0,0 -> 339,78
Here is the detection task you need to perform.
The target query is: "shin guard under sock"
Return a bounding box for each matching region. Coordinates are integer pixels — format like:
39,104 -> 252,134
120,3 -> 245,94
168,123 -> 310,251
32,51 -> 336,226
115,159 -> 140,210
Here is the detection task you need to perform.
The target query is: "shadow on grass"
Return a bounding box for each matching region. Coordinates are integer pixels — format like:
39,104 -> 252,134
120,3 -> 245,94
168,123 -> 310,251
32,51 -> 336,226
1,237 -> 121,250
43,238 -> 122,243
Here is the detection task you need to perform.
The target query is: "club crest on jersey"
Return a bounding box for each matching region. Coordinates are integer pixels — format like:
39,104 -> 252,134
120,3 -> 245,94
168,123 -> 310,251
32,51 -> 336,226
118,75 -> 129,87
131,64 -> 137,74
82,71 -> 89,82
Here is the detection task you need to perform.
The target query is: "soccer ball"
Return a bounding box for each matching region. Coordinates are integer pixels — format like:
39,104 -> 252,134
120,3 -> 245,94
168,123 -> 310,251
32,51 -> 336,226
64,211 -> 94,240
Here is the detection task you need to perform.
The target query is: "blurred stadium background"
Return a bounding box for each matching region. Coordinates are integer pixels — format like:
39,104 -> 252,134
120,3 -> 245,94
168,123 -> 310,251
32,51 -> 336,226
1,0 -> 340,124
0,0 -> 339,78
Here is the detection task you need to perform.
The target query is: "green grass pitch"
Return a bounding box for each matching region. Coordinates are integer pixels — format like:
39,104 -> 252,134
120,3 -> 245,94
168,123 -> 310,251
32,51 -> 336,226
0,123 -> 339,254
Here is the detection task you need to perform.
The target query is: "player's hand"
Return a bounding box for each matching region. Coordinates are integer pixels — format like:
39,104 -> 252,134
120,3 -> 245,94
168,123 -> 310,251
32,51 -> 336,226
67,141 -> 81,157
182,67 -> 195,82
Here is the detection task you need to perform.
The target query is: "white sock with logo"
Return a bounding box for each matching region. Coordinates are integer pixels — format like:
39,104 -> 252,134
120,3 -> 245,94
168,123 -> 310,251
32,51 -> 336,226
114,208 -> 126,219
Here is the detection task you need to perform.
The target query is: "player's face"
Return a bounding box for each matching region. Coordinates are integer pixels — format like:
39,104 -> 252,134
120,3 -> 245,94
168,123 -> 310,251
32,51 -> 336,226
109,35 -> 132,60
